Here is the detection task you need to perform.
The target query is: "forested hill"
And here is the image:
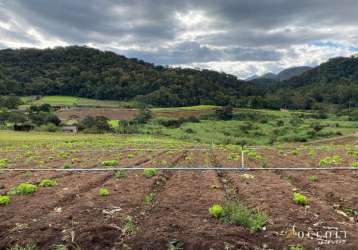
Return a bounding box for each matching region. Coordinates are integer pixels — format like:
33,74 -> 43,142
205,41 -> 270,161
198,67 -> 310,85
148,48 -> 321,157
0,46 -> 357,109
0,46 -> 259,107
269,56 -> 358,108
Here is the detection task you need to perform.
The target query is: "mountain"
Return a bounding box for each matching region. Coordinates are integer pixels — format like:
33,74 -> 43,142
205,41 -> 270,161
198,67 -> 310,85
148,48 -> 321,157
276,66 -> 313,81
260,72 -> 277,80
252,66 -> 312,81
245,74 -> 259,81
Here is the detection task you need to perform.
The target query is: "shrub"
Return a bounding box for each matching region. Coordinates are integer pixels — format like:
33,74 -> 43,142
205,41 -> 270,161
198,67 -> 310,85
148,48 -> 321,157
352,162 -> 358,168
219,202 -> 267,232
39,179 -> 57,187
208,204 -> 223,218
143,168 -> 156,178
101,160 -> 119,167
12,183 -> 38,195
215,106 -> 233,120
99,188 -> 109,196
0,195 -> 10,205
276,120 -> 284,127
37,123 -> 59,132
293,192 -> 308,206
185,128 -> 195,134
114,170 -> 127,178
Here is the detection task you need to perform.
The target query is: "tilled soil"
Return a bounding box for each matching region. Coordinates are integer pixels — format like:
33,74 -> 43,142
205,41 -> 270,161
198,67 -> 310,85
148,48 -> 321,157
0,144 -> 357,249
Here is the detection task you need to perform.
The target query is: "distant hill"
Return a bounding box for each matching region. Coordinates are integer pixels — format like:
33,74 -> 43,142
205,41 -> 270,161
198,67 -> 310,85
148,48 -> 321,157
0,46 -> 356,109
276,66 -> 313,81
0,46 -> 255,107
251,66 -> 312,81
283,57 -> 358,86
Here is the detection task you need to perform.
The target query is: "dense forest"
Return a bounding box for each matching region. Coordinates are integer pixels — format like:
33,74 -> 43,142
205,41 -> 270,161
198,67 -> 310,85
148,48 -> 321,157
0,46 -> 357,109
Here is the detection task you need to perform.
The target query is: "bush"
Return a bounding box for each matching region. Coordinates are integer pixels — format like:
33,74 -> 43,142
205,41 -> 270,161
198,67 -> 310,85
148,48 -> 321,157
208,204 -> 223,218
134,107 -> 152,124
143,168 -> 156,178
39,179 -> 57,187
215,106 -> 233,120
185,128 -> 195,133
219,202 -> 267,232
12,183 -> 38,195
0,195 -> 10,205
37,123 -> 59,132
99,188 -> 109,196
293,192 -> 308,206
276,120 -> 284,127
79,116 -> 113,133
101,160 -> 119,167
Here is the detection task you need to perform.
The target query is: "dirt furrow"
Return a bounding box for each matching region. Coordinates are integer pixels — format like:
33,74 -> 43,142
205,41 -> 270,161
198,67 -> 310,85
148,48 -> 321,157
126,151 -> 264,250
0,152 -> 162,249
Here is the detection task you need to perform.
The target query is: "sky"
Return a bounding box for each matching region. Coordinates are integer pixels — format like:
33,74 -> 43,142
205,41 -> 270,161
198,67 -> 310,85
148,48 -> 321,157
0,0 -> 358,79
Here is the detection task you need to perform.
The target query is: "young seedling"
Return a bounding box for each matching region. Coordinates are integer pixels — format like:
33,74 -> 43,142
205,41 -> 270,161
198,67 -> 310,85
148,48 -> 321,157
10,183 -> 38,195
144,193 -> 155,206
308,176 -> 318,182
122,215 -> 137,235
143,168 -> 156,178
101,160 -> 119,167
208,204 -> 223,218
39,179 -> 57,187
7,243 -> 38,250
227,153 -> 239,161
319,155 -> 343,167
114,170 -> 127,178
63,163 -> 72,169
58,152 -> 68,159
293,192 -> 308,206
0,159 -> 9,168
99,188 -> 109,196
0,195 -> 10,205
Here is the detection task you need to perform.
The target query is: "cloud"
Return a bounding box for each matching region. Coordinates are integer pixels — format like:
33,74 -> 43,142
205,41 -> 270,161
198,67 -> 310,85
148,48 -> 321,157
0,0 -> 358,78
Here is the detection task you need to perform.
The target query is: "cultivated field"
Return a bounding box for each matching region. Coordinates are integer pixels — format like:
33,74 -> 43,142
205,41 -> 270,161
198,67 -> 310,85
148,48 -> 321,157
0,131 -> 357,249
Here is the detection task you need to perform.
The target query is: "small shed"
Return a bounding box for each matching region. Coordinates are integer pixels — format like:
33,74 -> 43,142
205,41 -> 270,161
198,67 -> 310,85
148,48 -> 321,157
62,125 -> 78,133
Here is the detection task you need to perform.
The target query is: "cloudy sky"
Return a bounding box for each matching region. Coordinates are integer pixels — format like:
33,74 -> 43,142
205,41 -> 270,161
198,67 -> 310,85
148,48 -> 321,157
1,0 -> 358,79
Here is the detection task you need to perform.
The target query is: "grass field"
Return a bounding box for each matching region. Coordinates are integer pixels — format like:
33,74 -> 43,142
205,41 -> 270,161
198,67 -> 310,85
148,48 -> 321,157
138,109 -> 358,145
20,96 -> 134,108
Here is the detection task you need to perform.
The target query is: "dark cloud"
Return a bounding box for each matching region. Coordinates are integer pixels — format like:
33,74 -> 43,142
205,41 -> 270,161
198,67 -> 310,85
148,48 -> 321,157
0,0 -> 357,77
